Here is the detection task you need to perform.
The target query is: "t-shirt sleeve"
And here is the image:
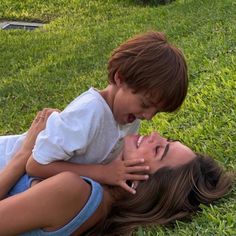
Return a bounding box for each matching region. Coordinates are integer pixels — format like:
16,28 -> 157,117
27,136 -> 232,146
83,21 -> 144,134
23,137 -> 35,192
32,102 -> 102,164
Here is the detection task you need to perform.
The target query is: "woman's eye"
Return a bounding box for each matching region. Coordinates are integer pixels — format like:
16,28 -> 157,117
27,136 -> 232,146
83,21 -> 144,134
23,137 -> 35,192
167,138 -> 178,142
155,146 -> 160,154
167,138 -> 181,144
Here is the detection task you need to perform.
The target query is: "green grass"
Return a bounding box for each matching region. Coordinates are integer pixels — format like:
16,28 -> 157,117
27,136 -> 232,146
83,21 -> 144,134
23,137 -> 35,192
0,0 -> 235,234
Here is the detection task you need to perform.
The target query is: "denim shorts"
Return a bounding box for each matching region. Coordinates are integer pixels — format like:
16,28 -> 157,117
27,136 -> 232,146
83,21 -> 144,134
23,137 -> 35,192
6,173 -> 40,197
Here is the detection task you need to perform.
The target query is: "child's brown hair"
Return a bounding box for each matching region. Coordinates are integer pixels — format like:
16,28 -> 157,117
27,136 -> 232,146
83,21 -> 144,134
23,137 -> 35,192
108,31 -> 188,112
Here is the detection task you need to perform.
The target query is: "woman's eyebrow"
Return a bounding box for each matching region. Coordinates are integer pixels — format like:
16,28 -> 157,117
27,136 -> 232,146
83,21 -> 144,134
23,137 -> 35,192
160,144 -> 170,160
167,138 -> 181,142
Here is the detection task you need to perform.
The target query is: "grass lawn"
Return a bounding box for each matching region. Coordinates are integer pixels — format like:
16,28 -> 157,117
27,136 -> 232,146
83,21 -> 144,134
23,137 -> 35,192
0,0 -> 235,235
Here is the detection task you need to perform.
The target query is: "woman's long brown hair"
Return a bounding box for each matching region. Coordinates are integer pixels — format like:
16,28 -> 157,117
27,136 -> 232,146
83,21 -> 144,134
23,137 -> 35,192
93,154 -> 233,236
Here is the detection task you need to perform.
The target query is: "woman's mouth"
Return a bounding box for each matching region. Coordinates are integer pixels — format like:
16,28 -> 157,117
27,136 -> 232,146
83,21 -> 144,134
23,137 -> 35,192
137,136 -> 144,147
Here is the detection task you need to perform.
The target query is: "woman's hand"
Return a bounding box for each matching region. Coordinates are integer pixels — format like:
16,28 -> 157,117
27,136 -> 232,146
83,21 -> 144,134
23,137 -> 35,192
102,153 -> 149,194
20,108 -> 60,153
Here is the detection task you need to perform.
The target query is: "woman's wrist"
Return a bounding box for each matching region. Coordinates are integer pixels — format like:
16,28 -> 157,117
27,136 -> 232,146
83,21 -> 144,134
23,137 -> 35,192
13,148 -> 32,161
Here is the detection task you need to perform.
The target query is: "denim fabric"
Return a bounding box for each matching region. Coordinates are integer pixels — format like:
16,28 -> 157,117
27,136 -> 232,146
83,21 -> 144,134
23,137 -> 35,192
7,173 -> 33,197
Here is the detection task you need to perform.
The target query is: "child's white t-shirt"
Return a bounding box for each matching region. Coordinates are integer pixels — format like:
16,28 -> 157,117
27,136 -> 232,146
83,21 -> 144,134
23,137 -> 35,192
0,88 -> 139,169
32,87 -> 140,164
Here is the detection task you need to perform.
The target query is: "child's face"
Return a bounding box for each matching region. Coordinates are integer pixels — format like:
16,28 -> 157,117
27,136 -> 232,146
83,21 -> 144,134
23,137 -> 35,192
112,83 -> 162,125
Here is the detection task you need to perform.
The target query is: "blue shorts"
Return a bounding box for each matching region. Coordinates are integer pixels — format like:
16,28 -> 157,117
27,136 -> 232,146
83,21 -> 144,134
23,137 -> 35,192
6,175 -> 103,236
7,174 -> 41,197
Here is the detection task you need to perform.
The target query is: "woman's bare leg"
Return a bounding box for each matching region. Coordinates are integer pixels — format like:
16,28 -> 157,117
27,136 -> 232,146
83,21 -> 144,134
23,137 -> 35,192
0,172 -> 92,235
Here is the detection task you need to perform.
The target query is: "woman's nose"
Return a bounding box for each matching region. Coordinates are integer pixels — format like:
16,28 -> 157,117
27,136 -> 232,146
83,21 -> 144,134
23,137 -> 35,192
147,132 -> 159,143
148,131 -> 167,145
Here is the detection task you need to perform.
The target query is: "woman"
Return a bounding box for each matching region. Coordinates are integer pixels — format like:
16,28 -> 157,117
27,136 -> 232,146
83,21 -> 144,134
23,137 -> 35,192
0,110 -> 233,235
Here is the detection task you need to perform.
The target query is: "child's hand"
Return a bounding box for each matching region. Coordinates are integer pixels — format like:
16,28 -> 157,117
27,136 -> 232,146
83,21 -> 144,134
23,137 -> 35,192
121,146 -> 151,191
102,155 -> 149,194
20,108 -> 60,153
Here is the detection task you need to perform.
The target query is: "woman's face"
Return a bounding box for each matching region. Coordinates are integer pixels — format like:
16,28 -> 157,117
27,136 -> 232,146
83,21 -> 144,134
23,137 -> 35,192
123,132 -> 195,173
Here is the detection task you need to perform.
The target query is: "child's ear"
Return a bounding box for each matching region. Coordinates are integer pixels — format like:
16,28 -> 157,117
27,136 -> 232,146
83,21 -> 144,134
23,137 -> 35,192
114,72 -> 123,87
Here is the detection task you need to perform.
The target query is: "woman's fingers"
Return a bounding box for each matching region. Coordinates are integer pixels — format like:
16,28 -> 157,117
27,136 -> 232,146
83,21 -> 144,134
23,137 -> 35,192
43,108 -> 60,118
19,108 -> 60,154
30,108 -> 60,134
34,108 -> 60,128
34,111 -> 43,122
35,108 -> 60,122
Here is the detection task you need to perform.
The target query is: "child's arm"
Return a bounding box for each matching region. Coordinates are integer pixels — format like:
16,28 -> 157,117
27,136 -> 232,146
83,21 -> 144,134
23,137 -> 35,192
25,101 -> 107,177
26,154 -> 149,194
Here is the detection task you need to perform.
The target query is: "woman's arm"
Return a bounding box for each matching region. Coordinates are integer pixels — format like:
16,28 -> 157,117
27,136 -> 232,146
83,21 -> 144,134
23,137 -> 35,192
0,108 -> 58,199
0,150 -> 31,200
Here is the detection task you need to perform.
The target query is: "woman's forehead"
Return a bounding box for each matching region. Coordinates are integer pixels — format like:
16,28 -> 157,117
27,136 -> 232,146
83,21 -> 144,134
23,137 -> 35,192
168,142 -> 195,161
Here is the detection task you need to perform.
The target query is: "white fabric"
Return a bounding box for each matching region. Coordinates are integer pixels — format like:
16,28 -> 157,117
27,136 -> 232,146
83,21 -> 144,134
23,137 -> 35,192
0,133 -> 26,170
0,88 -> 139,170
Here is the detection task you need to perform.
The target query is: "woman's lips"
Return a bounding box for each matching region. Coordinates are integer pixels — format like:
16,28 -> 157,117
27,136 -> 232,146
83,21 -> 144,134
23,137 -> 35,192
137,136 -> 144,147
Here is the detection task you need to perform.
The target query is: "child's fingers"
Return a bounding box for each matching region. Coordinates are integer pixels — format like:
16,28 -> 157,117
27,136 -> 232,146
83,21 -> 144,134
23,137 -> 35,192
123,159 -> 150,174
124,173 -> 149,181
125,165 -> 150,173
123,158 -> 145,166
119,182 -> 136,195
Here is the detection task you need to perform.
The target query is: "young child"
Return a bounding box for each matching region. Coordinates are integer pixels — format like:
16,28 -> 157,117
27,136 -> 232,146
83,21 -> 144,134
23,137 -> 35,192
1,31 -> 188,193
